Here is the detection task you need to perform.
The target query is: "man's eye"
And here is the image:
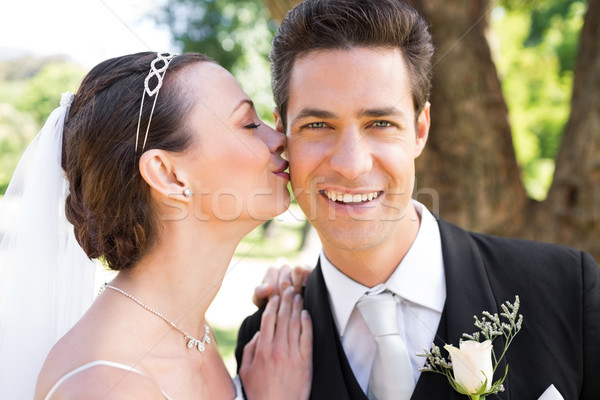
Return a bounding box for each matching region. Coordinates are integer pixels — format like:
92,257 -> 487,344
308,122 -> 325,129
374,121 -> 392,128
245,122 -> 262,129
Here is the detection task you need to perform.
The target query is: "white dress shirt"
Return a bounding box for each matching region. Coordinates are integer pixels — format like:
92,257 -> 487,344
320,200 -> 446,392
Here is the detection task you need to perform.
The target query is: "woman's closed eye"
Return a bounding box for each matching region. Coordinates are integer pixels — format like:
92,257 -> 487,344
244,122 -> 262,130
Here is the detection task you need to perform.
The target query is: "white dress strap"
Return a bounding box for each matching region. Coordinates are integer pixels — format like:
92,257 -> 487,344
43,360 -> 171,400
233,375 -> 245,399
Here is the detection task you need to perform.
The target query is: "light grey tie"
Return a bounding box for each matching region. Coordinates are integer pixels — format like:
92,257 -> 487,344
356,291 -> 414,400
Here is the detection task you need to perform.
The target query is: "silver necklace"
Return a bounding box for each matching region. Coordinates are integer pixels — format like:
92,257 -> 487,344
102,283 -> 211,352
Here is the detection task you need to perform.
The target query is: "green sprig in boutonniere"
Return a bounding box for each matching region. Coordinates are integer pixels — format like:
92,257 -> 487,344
417,296 -> 523,400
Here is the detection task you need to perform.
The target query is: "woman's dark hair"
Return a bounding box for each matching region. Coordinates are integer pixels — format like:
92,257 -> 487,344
271,0 -> 434,129
62,52 -> 213,271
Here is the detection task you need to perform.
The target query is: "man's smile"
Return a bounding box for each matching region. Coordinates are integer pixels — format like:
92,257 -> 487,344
321,189 -> 383,204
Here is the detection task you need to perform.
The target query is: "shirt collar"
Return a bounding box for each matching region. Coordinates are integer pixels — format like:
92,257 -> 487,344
386,201 -> 445,312
320,200 -> 446,335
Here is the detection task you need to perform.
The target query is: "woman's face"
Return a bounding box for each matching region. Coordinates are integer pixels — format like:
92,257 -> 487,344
177,62 -> 290,224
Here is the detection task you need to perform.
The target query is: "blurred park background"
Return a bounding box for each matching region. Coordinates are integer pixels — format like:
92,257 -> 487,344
1,0 -> 599,372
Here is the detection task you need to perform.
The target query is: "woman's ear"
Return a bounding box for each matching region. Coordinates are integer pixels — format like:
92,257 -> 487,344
138,150 -> 191,204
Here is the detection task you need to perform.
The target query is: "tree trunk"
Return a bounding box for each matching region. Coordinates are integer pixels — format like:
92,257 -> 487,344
535,0 -> 600,258
411,0 -> 600,261
408,0 -> 528,234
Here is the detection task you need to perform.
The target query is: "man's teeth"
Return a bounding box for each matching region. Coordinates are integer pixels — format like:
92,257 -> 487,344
325,191 -> 380,203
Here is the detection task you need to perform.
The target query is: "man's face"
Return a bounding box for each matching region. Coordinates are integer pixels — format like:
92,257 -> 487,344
279,47 -> 430,254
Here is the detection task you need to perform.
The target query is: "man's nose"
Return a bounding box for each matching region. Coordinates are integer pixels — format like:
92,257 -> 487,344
329,129 -> 372,180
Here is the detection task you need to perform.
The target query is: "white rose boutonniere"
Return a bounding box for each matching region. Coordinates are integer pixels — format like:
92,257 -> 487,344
445,340 -> 494,394
417,296 -> 523,400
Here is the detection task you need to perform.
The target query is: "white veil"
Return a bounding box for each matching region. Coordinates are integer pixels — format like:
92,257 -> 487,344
0,92 -> 97,397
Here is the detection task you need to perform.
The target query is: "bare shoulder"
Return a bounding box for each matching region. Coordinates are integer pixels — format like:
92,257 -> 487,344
35,313 -> 101,398
38,362 -> 166,400
35,290 -> 160,399
35,301 -> 149,399
35,333 -> 167,400
34,327 -> 87,399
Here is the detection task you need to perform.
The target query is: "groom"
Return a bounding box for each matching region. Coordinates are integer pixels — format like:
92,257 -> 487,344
236,0 -> 600,399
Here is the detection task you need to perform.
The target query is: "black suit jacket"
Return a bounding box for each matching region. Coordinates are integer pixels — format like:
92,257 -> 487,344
236,218 -> 600,399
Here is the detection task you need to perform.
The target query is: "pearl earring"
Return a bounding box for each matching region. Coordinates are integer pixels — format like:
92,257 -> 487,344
183,188 -> 193,197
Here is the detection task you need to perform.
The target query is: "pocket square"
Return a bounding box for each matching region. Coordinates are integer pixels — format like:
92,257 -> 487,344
537,384 -> 564,400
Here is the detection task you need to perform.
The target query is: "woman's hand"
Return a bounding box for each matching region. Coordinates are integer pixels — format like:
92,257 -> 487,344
252,264 -> 312,308
240,286 -> 313,400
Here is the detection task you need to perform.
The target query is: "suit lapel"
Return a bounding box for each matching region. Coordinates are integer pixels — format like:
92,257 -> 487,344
431,219 -> 509,399
305,262 -> 367,400
411,309 -> 452,399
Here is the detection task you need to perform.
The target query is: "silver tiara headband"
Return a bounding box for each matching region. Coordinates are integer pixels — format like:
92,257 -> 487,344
135,52 -> 179,154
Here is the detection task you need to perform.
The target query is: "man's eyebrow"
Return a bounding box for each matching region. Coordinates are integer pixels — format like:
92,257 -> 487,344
358,107 -> 408,119
230,99 -> 255,116
291,108 -> 337,125
291,107 -> 409,125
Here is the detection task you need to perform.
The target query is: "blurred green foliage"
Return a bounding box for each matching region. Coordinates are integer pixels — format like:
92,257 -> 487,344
0,57 -> 85,194
234,203 -> 306,259
492,1 -> 585,200
0,54 -> 69,81
156,0 -> 276,124
0,104 -> 37,193
16,62 -> 86,126
212,324 -> 239,367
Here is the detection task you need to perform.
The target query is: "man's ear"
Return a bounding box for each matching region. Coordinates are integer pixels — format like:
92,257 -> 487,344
273,108 -> 288,159
273,107 -> 285,134
138,150 -> 191,204
414,101 -> 431,158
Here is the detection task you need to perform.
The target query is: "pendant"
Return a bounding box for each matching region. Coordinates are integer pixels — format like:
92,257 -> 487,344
184,325 -> 211,352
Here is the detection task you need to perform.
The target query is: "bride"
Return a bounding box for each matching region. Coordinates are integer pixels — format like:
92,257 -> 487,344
0,52 -> 312,399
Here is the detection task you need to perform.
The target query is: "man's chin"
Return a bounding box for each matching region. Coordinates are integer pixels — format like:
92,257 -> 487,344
316,222 -> 387,252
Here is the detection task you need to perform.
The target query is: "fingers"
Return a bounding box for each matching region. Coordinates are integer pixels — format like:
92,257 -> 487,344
290,265 -> 311,293
253,266 -> 280,307
252,282 -> 273,308
253,265 -> 299,308
259,294 -> 280,343
241,331 -> 260,369
246,288 -> 313,400
273,286 -> 295,349
288,292 -> 303,350
262,266 -> 280,286
300,310 -> 313,362
277,264 -> 292,294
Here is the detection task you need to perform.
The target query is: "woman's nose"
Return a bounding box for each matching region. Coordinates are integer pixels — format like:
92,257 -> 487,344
257,123 -> 286,155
